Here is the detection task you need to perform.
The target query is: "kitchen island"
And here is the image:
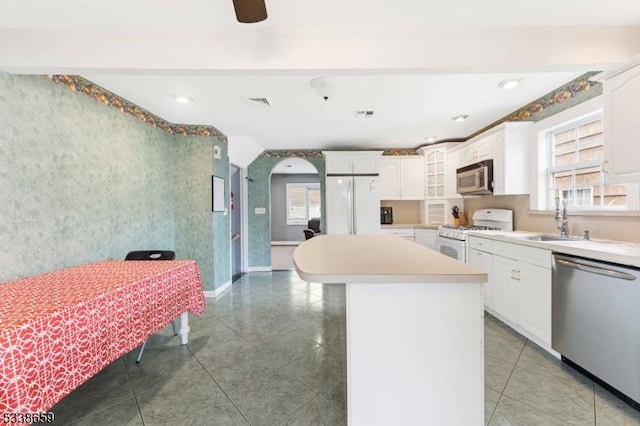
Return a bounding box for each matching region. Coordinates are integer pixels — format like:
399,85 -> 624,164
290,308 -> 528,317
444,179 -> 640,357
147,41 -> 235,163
293,235 -> 487,426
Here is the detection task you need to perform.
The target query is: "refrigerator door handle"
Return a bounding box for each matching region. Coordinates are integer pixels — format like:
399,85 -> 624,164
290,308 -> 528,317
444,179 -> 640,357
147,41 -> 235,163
347,178 -> 354,234
352,179 -> 357,234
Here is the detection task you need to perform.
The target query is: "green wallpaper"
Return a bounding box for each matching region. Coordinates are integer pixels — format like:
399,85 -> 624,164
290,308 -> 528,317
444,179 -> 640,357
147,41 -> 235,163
0,73 -> 228,290
247,155 -> 325,268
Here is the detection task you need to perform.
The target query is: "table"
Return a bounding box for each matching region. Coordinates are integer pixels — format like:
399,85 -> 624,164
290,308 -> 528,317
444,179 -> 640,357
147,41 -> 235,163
293,235 -> 487,425
0,260 -> 205,415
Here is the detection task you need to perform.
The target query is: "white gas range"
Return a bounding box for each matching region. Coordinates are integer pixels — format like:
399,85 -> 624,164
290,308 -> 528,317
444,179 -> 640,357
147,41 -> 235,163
436,209 -> 513,262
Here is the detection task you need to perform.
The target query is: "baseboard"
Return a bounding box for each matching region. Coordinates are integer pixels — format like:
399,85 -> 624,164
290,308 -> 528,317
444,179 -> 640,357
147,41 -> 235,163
248,266 -> 272,272
203,280 -> 232,299
271,241 -> 302,246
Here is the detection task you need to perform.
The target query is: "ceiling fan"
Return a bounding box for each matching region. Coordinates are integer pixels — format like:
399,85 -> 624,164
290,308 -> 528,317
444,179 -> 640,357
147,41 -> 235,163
232,0 -> 268,23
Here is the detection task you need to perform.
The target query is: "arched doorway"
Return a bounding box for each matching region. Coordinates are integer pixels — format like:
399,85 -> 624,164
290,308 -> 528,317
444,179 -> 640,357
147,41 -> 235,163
269,158 -> 321,270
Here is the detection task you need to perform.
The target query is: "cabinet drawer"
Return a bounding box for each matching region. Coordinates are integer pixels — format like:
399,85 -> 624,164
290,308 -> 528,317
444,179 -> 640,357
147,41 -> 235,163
381,228 -> 415,238
469,236 -> 493,252
493,241 -> 551,268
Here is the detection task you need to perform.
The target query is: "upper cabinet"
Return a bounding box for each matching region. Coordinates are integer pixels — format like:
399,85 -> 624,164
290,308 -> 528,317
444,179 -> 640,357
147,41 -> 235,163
453,122 -> 533,195
419,142 -> 460,199
596,57 -> 640,183
323,151 -> 383,174
379,156 -> 425,200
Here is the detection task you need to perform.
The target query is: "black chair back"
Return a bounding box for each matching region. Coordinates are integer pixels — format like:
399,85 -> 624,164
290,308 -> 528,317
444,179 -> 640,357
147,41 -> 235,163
308,218 -> 321,234
125,250 -> 175,261
303,230 -> 315,240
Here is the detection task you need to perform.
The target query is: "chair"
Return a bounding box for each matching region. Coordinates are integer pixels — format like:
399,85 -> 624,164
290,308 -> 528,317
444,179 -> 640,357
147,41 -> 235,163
124,250 -> 176,363
303,229 -> 316,240
308,218 -> 321,234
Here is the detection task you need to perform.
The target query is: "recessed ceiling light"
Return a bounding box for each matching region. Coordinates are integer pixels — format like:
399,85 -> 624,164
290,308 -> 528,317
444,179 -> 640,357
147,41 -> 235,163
425,136 -> 438,143
171,93 -> 194,103
451,115 -> 469,122
498,79 -> 523,89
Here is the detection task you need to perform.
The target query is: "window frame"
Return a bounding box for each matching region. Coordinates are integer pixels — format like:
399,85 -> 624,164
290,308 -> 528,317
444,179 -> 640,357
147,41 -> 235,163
543,111 -> 626,211
285,182 -> 321,226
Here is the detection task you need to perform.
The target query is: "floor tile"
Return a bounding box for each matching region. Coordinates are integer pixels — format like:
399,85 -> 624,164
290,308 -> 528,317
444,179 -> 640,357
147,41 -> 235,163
230,371 -> 316,426
484,388 -> 501,425
595,384 -> 640,425
503,365 -> 595,425
489,394 -> 573,426
485,354 -> 516,393
318,380 -> 347,414
278,396 -> 347,426
67,398 -> 143,426
279,346 -> 344,395
136,368 -> 237,425
516,340 -> 592,387
484,315 -> 526,365
46,358 -> 133,425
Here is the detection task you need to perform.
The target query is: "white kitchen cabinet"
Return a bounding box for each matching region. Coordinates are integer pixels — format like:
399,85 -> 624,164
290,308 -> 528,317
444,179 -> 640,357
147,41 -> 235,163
491,241 -> 552,345
492,255 -> 518,324
414,228 -> 437,250
379,156 -> 424,200
454,122 -> 532,195
380,227 -> 415,241
323,151 -> 383,174
445,149 -> 461,198
419,143 -> 460,199
597,58 -> 640,183
469,246 -> 494,309
379,158 -> 401,199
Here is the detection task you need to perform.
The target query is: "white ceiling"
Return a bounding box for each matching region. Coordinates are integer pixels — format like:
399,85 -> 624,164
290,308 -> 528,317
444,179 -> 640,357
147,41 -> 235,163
1,0 -> 640,153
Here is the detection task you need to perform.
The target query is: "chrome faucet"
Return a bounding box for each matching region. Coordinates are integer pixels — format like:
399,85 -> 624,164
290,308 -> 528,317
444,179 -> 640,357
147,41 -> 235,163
555,198 -> 569,237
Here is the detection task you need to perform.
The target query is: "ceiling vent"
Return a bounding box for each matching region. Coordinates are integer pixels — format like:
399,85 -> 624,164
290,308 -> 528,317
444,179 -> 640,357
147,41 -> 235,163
355,110 -> 375,118
246,97 -> 271,106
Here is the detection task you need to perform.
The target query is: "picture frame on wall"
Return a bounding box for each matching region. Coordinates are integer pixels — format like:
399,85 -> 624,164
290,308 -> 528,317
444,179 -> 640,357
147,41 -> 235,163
212,175 -> 225,212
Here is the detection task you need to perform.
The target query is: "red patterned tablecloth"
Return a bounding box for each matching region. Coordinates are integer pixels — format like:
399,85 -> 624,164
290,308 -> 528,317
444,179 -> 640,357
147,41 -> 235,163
0,260 -> 205,414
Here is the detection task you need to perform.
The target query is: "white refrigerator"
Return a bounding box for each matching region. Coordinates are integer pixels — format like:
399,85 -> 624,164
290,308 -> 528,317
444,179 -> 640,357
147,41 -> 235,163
325,175 -> 381,235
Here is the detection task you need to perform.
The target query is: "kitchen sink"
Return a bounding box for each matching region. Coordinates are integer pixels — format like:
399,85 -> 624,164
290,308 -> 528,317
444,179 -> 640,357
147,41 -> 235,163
517,234 -> 582,242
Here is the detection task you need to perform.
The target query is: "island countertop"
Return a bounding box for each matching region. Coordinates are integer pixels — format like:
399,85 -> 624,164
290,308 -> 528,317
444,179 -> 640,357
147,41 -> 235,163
293,234 -> 487,284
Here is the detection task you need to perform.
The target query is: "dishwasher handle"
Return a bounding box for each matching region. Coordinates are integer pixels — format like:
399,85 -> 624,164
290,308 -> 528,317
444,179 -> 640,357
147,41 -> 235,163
555,257 -> 637,281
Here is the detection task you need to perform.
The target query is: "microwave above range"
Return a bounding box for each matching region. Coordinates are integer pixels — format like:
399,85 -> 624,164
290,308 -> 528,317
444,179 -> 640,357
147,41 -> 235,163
457,160 -> 493,196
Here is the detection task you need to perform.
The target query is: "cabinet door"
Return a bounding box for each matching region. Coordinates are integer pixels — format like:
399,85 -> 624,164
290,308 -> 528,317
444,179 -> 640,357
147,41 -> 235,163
603,62 -> 640,183
469,249 -> 494,309
379,158 -> 401,200
325,155 -> 354,174
492,256 -> 518,324
414,229 -> 437,250
401,158 -> 425,199
352,155 -> 380,174
517,262 -> 551,345
445,149 -> 460,197
424,148 -> 446,199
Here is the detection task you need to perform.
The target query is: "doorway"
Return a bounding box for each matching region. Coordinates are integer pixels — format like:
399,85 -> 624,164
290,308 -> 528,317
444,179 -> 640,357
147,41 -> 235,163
230,164 -> 243,280
269,158 -> 321,270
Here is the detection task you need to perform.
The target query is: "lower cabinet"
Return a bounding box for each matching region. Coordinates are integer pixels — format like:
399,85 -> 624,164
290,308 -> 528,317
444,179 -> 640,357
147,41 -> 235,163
469,248 -> 493,308
470,237 -> 552,347
380,227 -> 415,241
414,228 -> 437,250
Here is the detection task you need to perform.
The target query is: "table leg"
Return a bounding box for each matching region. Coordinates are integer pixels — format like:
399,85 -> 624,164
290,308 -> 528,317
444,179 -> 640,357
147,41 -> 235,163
179,312 -> 190,345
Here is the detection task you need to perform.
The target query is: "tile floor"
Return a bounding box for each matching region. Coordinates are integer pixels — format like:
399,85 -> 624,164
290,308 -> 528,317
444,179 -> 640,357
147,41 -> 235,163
41,271 -> 640,425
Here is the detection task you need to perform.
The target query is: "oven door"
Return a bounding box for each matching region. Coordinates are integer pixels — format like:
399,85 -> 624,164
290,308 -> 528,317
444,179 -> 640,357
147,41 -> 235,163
436,236 -> 467,263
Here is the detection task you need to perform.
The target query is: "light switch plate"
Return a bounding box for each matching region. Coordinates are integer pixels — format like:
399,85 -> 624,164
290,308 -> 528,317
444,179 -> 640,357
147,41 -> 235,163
213,146 -> 221,159
255,207 -> 266,215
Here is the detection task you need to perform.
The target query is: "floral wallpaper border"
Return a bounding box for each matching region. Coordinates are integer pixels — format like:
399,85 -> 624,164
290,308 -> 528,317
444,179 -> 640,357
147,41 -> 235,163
467,71 -> 601,139
48,75 -> 227,144
259,148 -> 419,158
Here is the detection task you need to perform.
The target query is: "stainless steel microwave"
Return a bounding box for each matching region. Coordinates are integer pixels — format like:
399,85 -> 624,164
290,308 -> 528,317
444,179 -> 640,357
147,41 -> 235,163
456,160 -> 493,195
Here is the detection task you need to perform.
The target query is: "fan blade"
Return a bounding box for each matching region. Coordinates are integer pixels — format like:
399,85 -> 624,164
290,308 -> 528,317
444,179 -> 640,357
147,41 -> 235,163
232,0 -> 268,23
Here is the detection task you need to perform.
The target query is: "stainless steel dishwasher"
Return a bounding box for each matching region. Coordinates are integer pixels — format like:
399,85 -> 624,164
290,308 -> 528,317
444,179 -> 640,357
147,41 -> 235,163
552,253 -> 640,406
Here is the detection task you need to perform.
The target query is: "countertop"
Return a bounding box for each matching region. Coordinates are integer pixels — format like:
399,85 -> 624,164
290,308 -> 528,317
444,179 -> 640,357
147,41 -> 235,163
381,223 -> 440,229
293,234 -> 486,284
468,230 -> 640,268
